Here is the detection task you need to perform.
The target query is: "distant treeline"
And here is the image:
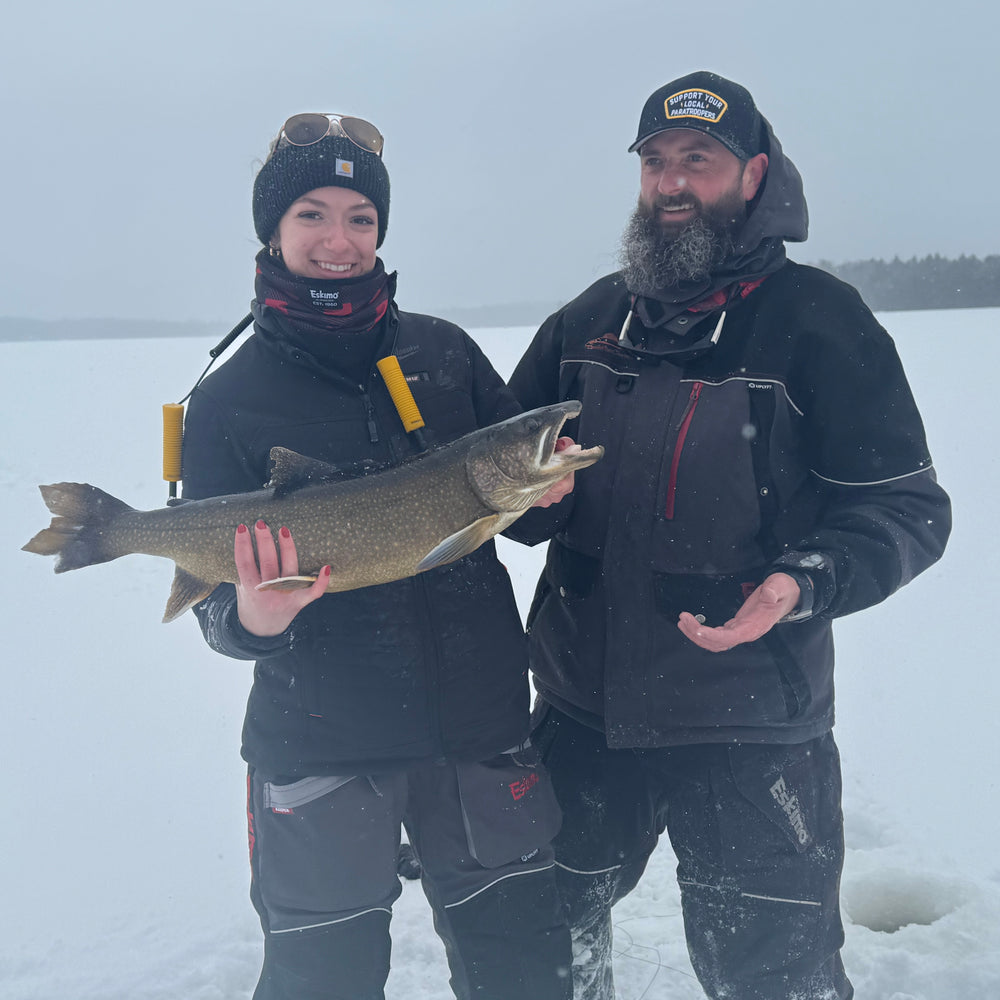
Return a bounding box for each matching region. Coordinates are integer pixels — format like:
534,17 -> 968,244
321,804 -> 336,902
0,316 -> 221,343
818,254 -> 1000,312
2,256 -> 997,342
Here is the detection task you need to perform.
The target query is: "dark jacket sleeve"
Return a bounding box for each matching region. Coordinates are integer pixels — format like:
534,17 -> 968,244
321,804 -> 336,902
181,384 -> 296,660
181,386 -> 264,501
770,282 -> 951,618
507,311 -> 567,414
462,331 -> 523,428
773,470 -> 950,620
193,582 -> 293,661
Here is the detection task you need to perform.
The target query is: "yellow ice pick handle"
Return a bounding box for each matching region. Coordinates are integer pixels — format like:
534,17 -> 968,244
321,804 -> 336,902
162,403 -> 184,483
377,356 -> 425,433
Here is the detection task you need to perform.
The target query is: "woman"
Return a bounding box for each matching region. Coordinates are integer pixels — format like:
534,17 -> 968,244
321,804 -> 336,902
181,113 -> 572,1000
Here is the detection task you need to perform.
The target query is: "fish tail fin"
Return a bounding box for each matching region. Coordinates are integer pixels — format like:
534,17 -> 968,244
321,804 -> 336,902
22,482 -> 135,572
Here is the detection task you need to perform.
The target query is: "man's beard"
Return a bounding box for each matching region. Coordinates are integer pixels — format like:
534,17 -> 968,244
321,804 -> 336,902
619,189 -> 747,293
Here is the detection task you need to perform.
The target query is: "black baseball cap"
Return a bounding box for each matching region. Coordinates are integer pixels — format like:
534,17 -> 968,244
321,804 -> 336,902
629,71 -> 765,161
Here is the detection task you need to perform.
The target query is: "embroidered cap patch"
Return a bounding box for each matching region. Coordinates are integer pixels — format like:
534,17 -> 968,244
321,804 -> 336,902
336,158 -> 354,178
665,88 -> 729,123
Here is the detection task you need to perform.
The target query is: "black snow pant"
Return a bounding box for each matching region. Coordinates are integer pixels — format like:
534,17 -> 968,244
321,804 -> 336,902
532,702 -> 853,1000
246,751 -> 573,1000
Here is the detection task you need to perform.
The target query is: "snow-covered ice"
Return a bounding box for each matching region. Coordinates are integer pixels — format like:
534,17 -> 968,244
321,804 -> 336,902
2,308 -> 997,999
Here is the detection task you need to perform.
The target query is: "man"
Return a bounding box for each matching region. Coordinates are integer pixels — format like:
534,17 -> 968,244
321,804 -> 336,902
506,71 -> 951,999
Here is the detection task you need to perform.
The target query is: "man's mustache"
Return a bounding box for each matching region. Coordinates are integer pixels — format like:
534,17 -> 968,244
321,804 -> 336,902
641,194 -> 703,217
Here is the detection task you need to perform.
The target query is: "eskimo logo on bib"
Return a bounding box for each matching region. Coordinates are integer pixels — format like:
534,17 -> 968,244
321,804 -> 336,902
665,88 -> 728,123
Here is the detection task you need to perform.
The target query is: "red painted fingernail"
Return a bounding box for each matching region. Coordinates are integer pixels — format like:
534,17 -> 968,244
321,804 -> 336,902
256,520 -> 267,530
280,526 -> 291,539
237,523 -> 248,534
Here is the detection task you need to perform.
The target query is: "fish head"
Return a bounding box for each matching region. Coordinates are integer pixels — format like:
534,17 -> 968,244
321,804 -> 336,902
465,400 -> 604,512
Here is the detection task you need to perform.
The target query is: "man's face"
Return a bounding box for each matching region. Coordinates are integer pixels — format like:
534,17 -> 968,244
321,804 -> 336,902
637,129 -> 766,235
619,129 -> 768,292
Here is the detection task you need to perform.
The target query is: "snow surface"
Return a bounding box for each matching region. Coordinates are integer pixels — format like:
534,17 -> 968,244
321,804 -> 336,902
2,309 -> 998,999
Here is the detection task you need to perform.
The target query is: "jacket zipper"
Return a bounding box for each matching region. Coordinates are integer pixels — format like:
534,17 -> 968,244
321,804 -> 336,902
665,381 -> 703,520
361,389 -> 379,444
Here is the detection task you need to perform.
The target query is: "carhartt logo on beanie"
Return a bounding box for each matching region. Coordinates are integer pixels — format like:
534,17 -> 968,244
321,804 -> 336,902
252,135 -> 391,248
629,71 -> 765,161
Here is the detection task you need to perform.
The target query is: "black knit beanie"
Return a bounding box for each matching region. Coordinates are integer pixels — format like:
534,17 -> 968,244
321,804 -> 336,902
252,134 -> 391,248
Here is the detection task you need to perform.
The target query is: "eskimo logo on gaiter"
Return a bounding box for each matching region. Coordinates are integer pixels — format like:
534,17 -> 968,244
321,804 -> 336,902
665,89 -> 728,123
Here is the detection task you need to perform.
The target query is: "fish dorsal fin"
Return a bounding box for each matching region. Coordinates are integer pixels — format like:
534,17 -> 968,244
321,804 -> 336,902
163,566 -> 216,623
267,448 -> 386,496
267,447 -> 345,495
415,512 -> 523,573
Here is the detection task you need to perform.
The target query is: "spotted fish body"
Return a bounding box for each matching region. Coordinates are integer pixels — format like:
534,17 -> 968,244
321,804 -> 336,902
23,401 -> 602,622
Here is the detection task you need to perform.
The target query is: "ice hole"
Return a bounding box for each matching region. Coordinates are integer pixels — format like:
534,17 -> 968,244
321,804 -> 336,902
842,868 -> 965,933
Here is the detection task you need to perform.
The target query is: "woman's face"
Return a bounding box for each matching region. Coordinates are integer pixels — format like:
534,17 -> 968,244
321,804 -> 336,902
273,186 -> 378,280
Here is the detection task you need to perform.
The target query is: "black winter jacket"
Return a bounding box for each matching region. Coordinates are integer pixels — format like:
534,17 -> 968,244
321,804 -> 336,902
506,263 -> 951,748
182,294 -> 528,777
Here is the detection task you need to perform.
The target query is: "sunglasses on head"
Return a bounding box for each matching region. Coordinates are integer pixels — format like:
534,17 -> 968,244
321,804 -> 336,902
274,113 -> 384,158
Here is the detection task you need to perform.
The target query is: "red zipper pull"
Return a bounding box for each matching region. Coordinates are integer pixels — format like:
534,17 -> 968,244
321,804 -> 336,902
665,382 -> 703,520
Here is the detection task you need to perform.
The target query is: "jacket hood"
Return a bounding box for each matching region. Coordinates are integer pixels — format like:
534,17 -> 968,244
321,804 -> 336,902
736,116 -> 808,252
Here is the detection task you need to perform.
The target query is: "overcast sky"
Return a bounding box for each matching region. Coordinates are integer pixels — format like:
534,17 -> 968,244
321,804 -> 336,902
3,0 -> 995,325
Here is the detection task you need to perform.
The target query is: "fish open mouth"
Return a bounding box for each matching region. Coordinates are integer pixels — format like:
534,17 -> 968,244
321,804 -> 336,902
473,400 -> 605,514
538,400 -> 603,472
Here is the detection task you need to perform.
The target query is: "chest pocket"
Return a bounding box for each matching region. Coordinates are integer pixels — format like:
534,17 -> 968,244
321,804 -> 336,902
651,378 -> 773,574
252,412 -> 384,480
402,377 -> 479,447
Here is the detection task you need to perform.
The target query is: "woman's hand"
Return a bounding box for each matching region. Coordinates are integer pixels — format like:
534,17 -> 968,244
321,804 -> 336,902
234,520 -> 330,637
533,436 -> 580,508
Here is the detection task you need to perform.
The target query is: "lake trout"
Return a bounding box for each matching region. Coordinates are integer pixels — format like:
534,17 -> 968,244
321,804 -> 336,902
23,400 -> 602,622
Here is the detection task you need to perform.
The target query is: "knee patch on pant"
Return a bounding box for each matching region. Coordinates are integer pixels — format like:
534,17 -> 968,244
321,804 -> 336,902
439,868 -> 572,1000
254,909 -> 391,1000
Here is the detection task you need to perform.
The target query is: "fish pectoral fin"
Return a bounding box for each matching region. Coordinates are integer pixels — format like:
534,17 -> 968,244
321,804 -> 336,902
163,567 -> 216,624
416,512 -> 522,573
256,575 -> 320,592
